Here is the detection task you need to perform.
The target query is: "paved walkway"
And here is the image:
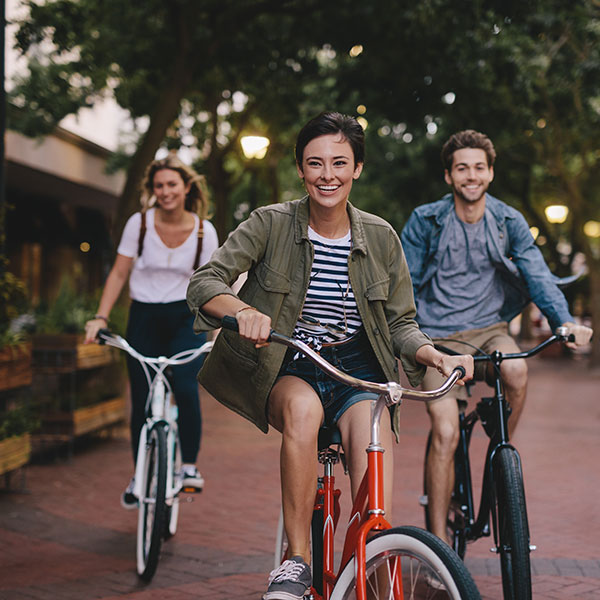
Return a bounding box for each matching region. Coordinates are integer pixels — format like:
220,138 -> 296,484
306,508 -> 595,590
1,354 -> 599,599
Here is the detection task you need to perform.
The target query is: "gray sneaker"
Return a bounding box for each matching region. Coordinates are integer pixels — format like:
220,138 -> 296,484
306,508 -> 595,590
263,555 -> 311,600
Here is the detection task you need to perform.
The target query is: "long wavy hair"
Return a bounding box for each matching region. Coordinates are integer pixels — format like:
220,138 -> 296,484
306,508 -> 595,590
140,152 -> 210,219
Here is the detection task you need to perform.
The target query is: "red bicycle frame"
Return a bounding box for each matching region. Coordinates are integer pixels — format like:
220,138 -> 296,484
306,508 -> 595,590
219,320 -> 464,599
313,399 -> 403,600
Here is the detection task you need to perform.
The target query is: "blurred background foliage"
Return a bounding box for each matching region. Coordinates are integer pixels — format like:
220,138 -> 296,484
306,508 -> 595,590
7,0 -> 600,361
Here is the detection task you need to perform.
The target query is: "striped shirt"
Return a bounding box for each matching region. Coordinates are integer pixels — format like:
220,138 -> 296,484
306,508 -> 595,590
294,227 -> 362,348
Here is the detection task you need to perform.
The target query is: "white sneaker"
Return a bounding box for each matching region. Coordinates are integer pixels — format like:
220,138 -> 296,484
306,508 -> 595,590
181,465 -> 204,491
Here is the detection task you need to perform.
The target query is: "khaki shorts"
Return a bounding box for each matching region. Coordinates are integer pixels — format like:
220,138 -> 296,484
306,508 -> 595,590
422,321 -> 521,403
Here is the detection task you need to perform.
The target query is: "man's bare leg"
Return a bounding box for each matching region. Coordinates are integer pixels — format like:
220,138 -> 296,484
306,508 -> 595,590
425,395 -> 460,544
488,343 -> 528,438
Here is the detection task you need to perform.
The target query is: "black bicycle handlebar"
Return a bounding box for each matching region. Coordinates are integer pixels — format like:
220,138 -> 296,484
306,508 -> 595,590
434,327 -> 575,363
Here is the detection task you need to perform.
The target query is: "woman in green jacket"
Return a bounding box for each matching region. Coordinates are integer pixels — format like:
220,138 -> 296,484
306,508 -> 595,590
187,112 -> 472,600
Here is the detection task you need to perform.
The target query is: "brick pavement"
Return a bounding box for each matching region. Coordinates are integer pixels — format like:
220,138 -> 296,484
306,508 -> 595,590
1,354 -> 599,599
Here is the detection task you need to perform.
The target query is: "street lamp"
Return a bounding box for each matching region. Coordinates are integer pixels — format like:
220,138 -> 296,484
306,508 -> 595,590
583,220 -> 600,239
240,135 -> 270,160
240,135 -> 270,213
544,204 -> 569,224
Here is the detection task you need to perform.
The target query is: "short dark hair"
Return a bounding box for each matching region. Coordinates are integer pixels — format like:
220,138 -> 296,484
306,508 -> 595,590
441,130 -> 496,170
295,112 -> 365,169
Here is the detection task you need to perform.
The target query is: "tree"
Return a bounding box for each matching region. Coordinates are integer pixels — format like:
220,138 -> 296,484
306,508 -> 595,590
329,0 -> 600,364
8,0 -> 339,240
10,0 -> 600,363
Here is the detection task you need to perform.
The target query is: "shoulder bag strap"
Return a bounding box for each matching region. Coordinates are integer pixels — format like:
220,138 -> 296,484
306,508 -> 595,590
137,211 -> 147,258
193,218 -> 204,270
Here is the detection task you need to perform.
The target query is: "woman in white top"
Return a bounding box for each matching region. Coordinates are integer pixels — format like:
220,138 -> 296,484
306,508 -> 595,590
84,153 -> 219,507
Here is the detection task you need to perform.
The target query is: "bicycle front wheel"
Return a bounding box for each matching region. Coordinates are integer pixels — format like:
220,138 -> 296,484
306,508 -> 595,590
164,430 -> 181,539
332,526 -> 481,600
136,423 -> 167,581
494,447 -> 532,600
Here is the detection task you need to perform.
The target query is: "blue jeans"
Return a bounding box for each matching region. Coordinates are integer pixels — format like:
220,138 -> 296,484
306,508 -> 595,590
277,329 -> 386,427
126,300 -> 206,464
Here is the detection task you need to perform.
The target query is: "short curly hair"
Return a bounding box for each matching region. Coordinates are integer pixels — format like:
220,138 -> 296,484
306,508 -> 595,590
441,130 -> 496,171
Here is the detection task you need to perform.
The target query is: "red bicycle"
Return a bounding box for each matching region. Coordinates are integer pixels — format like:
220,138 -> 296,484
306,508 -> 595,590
222,317 -> 481,600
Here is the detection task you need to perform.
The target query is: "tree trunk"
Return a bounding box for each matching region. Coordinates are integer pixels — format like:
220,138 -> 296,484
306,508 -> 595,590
111,0 -> 194,243
111,65 -> 192,243
205,154 -> 233,243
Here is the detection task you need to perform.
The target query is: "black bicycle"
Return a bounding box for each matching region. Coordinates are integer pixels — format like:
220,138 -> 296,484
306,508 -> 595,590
422,327 -> 574,600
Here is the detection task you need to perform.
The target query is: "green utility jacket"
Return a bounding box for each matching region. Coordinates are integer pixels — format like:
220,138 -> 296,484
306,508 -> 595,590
186,197 -> 432,435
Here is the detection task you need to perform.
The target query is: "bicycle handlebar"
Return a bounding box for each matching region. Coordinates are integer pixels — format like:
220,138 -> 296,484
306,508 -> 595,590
434,326 -> 575,363
221,316 -> 465,405
97,328 -> 213,366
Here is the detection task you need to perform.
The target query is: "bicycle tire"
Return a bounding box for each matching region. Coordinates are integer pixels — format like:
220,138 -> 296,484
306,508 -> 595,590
494,447 -> 532,600
164,428 -> 181,539
423,432 -> 467,558
332,526 -> 481,600
136,423 -> 167,581
311,494 -> 325,595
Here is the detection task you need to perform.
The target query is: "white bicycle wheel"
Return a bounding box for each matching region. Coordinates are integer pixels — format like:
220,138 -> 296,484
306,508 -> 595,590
332,526 -> 481,600
136,424 -> 167,581
164,431 -> 181,539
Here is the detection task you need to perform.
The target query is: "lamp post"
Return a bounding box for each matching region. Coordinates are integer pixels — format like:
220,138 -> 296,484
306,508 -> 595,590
240,135 -> 270,212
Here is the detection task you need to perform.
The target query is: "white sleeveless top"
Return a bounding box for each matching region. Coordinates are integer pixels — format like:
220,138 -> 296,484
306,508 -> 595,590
117,208 -> 219,303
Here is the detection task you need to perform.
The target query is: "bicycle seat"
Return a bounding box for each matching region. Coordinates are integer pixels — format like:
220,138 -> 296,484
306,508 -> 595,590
318,425 -> 341,450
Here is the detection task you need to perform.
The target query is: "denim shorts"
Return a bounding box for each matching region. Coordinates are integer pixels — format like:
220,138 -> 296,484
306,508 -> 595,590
277,328 -> 386,427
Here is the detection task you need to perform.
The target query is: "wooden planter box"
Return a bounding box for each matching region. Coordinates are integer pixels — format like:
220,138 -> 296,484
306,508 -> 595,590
0,343 -> 33,392
32,334 -> 115,372
0,434 -> 31,476
36,395 -> 127,442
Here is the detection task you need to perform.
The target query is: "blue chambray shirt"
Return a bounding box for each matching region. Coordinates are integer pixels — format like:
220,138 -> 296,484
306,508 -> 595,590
400,193 -> 573,332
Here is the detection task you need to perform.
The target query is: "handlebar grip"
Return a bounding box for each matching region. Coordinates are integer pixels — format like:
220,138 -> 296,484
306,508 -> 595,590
97,328 -> 112,345
454,365 -> 466,378
221,315 -> 274,343
221,316 -> 239,332
568,333 -> 576,343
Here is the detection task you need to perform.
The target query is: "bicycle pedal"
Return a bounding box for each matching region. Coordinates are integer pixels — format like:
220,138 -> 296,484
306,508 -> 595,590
529,544 -> 537,551
182,485 -> 203,494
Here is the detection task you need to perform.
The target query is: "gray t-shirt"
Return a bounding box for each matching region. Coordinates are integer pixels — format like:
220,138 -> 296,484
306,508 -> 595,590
415,211 -> 505,337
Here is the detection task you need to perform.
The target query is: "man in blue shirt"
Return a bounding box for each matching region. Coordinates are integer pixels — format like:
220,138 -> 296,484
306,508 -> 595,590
401,130 -> 593,544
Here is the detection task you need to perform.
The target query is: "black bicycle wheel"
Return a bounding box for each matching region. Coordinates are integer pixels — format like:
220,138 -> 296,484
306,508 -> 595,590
494,447 -> 532,600
333,526 -> 481,599
136,423 -> 167,581
423,432 -> 467,558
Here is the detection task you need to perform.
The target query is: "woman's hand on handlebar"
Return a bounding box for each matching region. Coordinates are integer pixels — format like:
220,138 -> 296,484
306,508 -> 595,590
84,318 -> 107,344
562,322 -> 593,350
234,306 -> 272,348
